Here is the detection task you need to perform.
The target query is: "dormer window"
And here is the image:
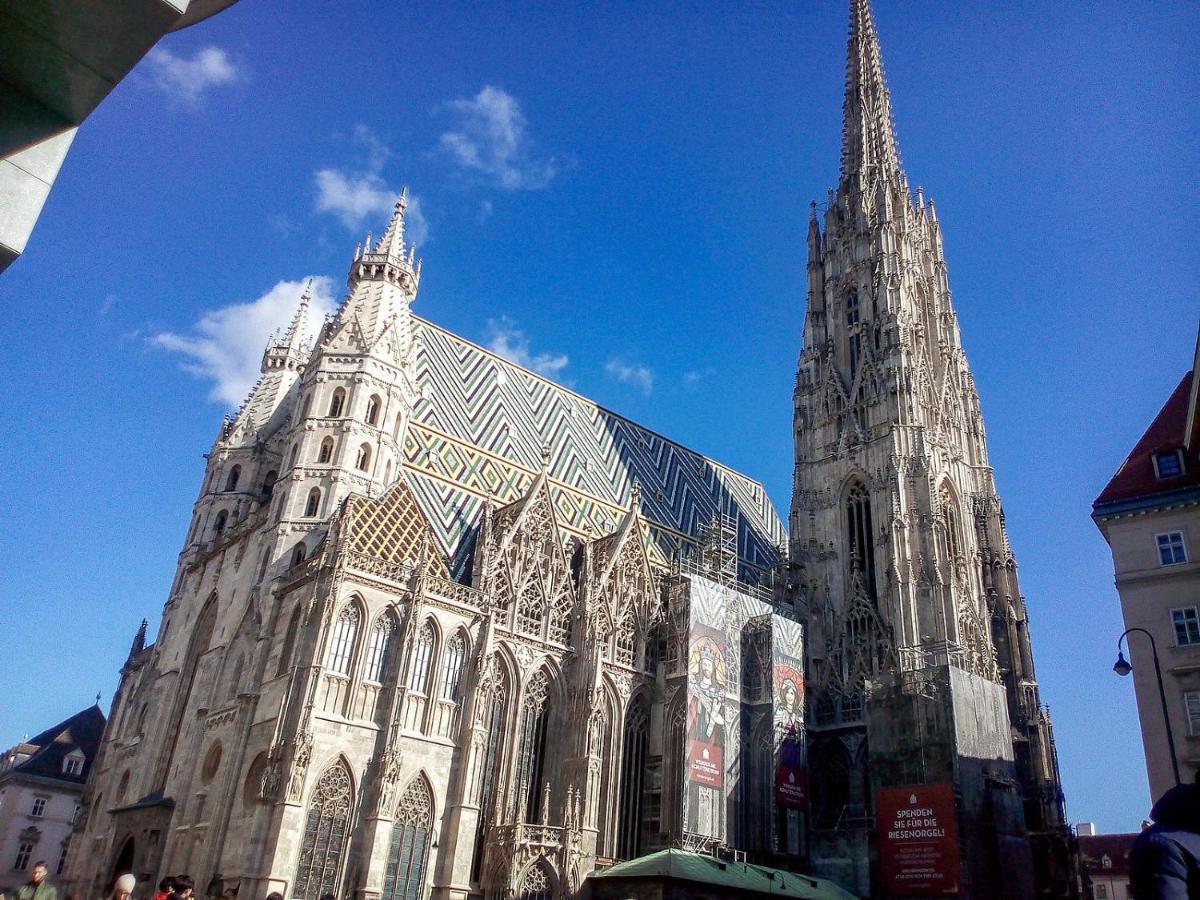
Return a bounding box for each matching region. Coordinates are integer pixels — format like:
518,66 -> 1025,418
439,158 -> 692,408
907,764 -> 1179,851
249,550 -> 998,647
63,753 -> 84,776
1154,450 -> 1184,479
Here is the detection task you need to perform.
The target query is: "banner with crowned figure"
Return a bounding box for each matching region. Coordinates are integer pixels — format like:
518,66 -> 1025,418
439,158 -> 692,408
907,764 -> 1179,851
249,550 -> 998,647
772,617 -> 806,809
686,621 -> 728,788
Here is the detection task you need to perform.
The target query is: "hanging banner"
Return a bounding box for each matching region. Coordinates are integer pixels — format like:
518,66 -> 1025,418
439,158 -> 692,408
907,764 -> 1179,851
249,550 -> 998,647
773,637 -> 806,809
876,784 -> 961,897
687,621 -> 727,788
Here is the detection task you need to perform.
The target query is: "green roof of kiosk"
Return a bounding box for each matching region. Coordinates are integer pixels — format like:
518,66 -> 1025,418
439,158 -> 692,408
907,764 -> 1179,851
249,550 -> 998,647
588,849 -> 858,899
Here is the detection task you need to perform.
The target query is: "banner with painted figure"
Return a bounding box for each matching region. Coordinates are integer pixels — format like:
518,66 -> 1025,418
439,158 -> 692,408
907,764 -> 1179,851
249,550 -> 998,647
687,621 -> 727,788
772,617 -> 806,809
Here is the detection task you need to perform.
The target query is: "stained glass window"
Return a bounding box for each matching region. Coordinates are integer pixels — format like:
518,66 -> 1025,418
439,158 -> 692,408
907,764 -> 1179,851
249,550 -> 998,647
294,762 -> 353,900
381,778 -> 434,900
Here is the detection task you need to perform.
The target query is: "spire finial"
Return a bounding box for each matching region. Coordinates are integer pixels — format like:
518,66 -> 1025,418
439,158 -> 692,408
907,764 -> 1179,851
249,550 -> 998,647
841,0 -> 903,186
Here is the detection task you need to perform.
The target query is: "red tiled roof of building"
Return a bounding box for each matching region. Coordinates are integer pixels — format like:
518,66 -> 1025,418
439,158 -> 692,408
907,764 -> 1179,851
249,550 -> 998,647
1094,370 -> 1200,508
1077,833 -> 1138,878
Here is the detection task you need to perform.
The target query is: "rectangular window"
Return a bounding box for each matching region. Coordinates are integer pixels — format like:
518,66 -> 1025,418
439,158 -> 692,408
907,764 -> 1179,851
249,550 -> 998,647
1157,532 -> 1187,566
1186,691 -> 1200,737
30,796 -> 46,817
1155,451 -> 1183,478
14,841 -> 33,871
1172,607 -> 1200,646
63,756 -> 82,776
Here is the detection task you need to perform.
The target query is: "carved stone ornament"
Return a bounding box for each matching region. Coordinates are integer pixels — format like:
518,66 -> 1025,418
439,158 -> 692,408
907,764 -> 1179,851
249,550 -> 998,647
287,730 -> 314,802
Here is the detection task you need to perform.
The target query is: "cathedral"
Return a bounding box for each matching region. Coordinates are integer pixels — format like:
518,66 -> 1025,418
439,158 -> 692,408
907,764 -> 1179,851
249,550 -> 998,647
65,2 -> 1072,898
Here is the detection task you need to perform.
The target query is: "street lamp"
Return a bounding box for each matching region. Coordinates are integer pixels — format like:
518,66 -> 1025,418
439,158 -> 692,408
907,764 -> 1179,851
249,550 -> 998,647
1113,627 -> 1181,786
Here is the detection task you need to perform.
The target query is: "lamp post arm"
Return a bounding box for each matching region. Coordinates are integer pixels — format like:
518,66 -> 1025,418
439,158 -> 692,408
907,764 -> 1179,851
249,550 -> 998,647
1118,627 -> 1182,786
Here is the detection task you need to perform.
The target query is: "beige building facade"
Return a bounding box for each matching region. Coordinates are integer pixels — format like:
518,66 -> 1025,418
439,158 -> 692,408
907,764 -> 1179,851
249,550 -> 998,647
1093,333 -> 1200,801
0,706 -> 104,891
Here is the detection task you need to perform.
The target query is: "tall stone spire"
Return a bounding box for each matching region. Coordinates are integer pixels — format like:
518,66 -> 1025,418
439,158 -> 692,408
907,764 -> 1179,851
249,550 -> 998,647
321,189 -> 421,364
840,0 -> 902,187
791,3 -> 1072,894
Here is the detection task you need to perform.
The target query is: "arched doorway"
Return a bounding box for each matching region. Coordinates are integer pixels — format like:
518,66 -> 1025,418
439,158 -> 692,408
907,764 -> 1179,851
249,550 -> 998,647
109,835 -> 135,883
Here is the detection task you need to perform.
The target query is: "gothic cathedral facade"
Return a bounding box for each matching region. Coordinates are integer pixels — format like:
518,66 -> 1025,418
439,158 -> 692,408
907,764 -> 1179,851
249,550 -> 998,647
66,2 -> 1071,898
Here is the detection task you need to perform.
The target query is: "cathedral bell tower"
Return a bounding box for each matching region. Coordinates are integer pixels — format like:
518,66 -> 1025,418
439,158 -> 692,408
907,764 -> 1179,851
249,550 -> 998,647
272,190 -> 422,559
791,2 -> 1071,896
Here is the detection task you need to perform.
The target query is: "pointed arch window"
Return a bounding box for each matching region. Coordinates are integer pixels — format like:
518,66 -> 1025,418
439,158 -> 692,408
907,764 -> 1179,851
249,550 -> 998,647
614,608 -> 636,666
471,666 -> 509,881
366,394 -> 382,426
618,698 -> 649,859
548,585 -> 573,645
513,670 -> 551,822
305,488 -> 322,518
213,510 -> 228,538
294,762 -> 353,900
364,616 -> 397,684
406,622 -> 435,693
260,469 -> 278,501
327,605 -> 360,676
356,443 -> 372,472
225,465 -> 241,492
381,778 -> 433,900
846,481 -> 876,599
438,633 -> 466,700
519,863 -> 551,900
317,438 -> 334,464
516,582 -> 544,637
328,387 -> 346,418
291,542 -> 307,568
278,606 -> 302,676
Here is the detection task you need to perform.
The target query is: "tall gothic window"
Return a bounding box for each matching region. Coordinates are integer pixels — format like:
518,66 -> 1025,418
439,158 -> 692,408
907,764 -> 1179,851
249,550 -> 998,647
406,622 -> 435,692
278,606 -> 302,676
846,481 -> 876,598
294,762 -> 353,900
328,387 -> 346,418
615,609 -> 636,666
519,863 -> 552,900
547,585 -> 573,645
213,510 -> 228,537
364,615 -> 396,683
305,488 -> 322,518
846,291 -> 861,376
439,633 -> 466,700
381,778 -> 433,900
471,667 -> 509,881
940,486 -> 961,561
318,438 -> 334,464
225,465 -> 241,492
260,469 -> 278,501
617,698 -> 649,859
514,670 -> 551,822
356,443 -> 372,472
366,395 -> 382,426
327,605 -> 360,675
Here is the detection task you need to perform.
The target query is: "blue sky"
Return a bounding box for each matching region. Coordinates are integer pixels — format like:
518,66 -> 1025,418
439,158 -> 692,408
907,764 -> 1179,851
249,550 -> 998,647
0,1 -> 1197,834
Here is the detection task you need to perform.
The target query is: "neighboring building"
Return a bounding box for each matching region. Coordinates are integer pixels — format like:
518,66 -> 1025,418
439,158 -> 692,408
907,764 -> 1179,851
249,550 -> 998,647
789,1 -> 1072,897
0,0 -> 238,273
62,2 -> 1074,899
1093,331 -> 1200,800
1077,833 -> 1136,900
0,705 -> 105,892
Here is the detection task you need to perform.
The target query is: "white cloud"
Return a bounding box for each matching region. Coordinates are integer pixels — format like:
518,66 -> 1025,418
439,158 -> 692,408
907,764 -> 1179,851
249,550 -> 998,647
145,46 -> 239,104
152,278 -> 338,406
314,169 -> 394,230
485,317 -> 568,378
606,358 -> 654,395
441,86 -> 557,190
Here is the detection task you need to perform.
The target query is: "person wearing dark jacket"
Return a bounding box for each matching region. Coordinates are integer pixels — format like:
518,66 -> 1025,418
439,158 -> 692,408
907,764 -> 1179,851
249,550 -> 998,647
1130,782 -> 1200,899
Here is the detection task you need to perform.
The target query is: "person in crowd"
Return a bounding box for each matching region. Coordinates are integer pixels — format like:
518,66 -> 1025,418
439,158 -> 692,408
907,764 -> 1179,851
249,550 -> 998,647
1130,780 -> 1200,899
108,875 -> 135,900
15,861 -> 57,900
152,879 -> 174,900
172,879 -> 193,900
264,893 -> 283,900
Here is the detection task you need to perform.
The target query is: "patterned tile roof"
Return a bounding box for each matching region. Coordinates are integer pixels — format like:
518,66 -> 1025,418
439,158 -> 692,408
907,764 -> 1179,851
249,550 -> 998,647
401,318 -> 785,578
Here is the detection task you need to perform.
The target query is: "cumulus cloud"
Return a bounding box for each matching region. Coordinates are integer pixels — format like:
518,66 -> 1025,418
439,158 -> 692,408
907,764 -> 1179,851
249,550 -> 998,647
605,358 -> 654,395
441,86 -> 557,190
145,46 -> 239,103
152,278 -> 338,406
314,126 -> 428,244
485,317 -> 568,378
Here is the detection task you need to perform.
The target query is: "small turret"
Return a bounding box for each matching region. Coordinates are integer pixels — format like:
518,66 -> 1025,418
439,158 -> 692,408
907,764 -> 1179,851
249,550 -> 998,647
348,188 -> 421,294
262,282 -> 312,374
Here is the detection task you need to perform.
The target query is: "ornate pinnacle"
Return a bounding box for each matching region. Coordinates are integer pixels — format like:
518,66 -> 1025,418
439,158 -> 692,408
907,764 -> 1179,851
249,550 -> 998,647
841,0 -> 903,185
